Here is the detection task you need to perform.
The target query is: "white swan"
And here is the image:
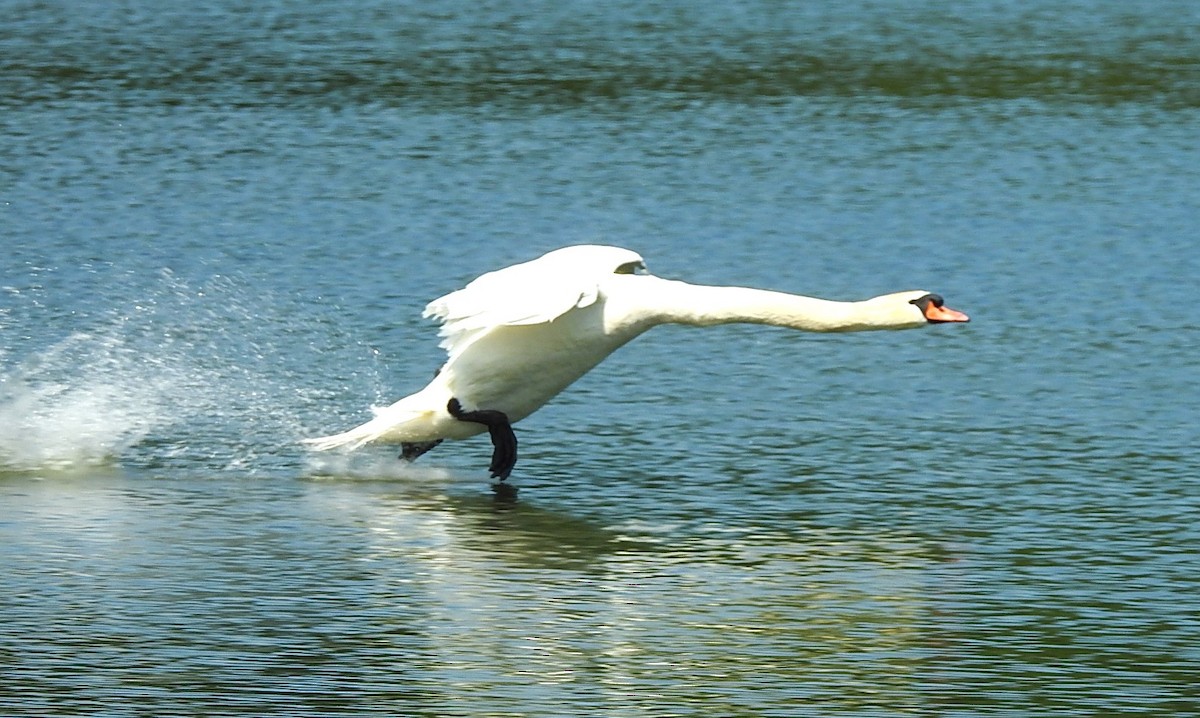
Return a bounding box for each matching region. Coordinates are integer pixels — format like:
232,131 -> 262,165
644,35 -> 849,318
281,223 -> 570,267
304,245 -> 968,480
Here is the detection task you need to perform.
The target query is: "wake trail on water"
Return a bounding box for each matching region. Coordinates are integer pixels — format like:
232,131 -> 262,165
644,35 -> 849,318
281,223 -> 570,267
0,270 -> 386,474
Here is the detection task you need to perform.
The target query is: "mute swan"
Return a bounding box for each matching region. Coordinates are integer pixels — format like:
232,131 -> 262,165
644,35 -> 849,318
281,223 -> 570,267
304,245 -> 968,481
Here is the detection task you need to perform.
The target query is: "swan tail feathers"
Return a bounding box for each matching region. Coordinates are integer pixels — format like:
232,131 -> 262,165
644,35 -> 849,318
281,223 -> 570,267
301,425 -> 383,452
302,400 -> 437,452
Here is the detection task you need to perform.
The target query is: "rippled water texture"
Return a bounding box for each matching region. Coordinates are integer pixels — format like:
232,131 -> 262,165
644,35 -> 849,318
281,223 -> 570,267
2,1 -> 1199,715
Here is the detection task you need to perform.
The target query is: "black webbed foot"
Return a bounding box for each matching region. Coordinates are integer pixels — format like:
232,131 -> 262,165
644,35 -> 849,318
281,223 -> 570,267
447,398 -> 518,480
400,439 -> 442,462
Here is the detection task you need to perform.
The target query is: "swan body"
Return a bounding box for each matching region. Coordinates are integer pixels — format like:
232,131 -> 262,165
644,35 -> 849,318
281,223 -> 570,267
304,245 -> 968,478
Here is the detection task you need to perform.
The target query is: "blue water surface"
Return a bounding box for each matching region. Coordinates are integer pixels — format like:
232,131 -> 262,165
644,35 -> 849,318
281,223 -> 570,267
2,1 -> 1198,715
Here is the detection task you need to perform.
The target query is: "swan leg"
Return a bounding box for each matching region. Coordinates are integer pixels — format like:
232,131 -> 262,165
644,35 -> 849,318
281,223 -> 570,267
400,440 -> 442,462
447,398 -> 518,480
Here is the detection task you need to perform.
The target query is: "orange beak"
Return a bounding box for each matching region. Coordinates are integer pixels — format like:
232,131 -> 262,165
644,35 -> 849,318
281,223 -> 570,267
924,302 -> 970,323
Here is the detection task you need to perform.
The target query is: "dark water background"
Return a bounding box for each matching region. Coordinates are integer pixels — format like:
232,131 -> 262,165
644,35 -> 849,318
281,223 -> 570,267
2,1 -> 1198,715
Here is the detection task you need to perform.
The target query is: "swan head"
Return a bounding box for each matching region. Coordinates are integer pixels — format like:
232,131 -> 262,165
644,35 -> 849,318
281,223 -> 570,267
893,290 -> 970,326
848,290 -> 969,329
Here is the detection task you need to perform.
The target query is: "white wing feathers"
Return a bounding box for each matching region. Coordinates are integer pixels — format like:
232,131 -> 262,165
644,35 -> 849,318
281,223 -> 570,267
422,246 -> 640,360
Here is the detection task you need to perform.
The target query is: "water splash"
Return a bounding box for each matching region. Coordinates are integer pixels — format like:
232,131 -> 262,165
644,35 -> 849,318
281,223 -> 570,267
0,330 -> 193,470
0,269 -> 384,475
304,452 -> 457,483
0,269 -> 226,472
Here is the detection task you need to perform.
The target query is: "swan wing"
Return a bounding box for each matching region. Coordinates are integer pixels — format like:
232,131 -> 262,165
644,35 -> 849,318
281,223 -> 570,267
422,245 -> 644,360
423,259 -> 599,359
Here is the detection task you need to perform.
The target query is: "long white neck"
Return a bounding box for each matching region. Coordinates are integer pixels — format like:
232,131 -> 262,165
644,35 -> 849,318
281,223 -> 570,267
605,276 -> 929,337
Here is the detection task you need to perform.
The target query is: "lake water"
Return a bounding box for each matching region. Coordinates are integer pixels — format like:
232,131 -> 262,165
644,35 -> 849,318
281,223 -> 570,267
2,0 -> 1198,715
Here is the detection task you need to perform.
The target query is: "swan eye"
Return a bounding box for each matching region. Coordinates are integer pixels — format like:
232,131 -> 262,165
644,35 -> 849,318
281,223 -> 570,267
614,260 -> 647,275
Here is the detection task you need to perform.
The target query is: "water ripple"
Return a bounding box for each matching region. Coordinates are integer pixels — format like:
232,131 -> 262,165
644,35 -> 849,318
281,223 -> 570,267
3,1 -> 1200,109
